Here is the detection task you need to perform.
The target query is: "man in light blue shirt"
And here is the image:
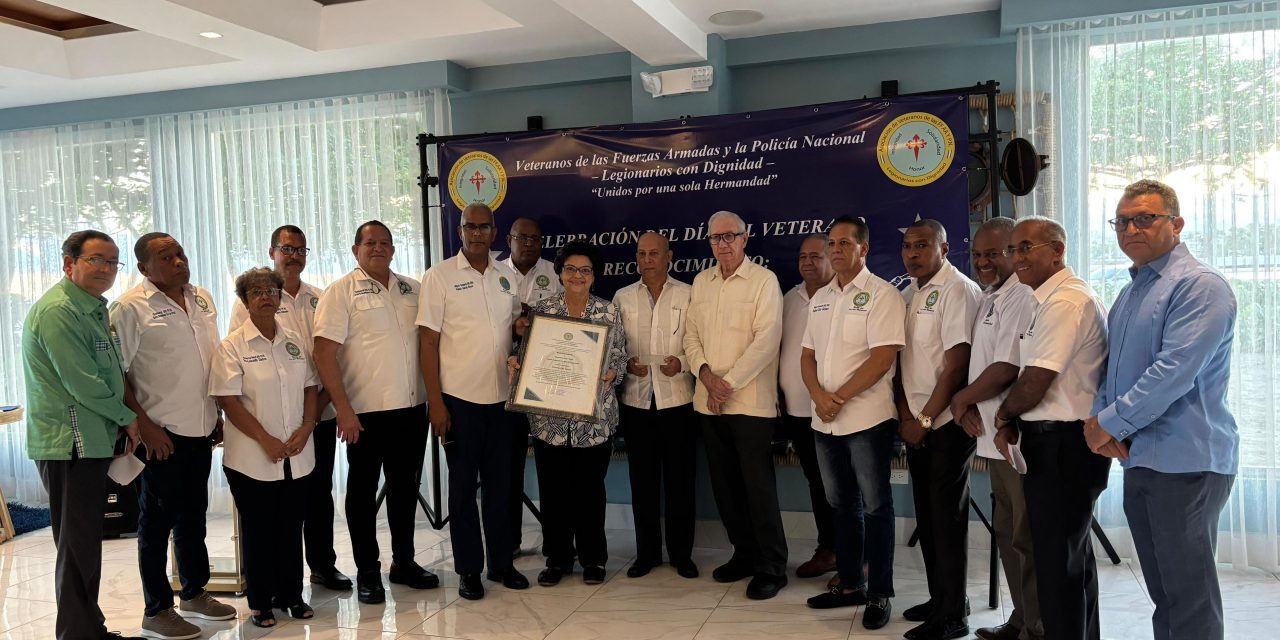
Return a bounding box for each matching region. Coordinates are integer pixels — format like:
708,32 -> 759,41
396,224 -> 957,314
1085,179 -> 1238,640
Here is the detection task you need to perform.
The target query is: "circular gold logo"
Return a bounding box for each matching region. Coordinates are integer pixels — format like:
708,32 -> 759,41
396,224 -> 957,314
876,112 -> 955,187
448,151 -> 507,211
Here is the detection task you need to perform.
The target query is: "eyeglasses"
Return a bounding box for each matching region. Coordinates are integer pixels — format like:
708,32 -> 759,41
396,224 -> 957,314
708,232 -> 745,245
1107,213 -> 1176,232
273,244 -> 310,256
562,265 -> 593,277
247,287 -> 281,298
461,223 -> 494,233
78,256 -> 124,271
1002,242 -> 1055,257
509,233 -> 542,245
970,249 -> 1004,261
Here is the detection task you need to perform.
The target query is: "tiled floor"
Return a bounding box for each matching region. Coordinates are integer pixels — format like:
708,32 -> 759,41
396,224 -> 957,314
2,515 -> 1278,639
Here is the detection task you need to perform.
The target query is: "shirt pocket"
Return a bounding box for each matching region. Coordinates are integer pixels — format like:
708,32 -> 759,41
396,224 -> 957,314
727,302 -> 755,333
352,294 -> 392,330
842,308 -> 871,342
669,305 -> 687,340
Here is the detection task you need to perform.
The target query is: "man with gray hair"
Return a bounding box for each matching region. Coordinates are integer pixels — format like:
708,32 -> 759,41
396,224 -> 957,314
684,210 -> 788,599
1087,180 -> 1237,640
994,216 -> 1109,640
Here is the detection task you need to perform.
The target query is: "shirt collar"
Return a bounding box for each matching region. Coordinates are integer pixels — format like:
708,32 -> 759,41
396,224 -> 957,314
58,278 -> 107,314
713,257 -> 756,282
241,318 -> 282,346
1032,266 -> 1076,304
454,251 -> 494,274
1130,242 -> 1187,279
912,259 -> 958,292
354,266 -> 403,288
991,272 -> 1023,298
141,277 -> 192,302
825,266 -> 872,296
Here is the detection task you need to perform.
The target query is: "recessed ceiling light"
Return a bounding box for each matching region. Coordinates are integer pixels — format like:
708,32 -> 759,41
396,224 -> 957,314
199,31 -> 223,39
708,10 -> 763,27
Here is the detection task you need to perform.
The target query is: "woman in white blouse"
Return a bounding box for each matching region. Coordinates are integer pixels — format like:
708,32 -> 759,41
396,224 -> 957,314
210,268 -> 319,628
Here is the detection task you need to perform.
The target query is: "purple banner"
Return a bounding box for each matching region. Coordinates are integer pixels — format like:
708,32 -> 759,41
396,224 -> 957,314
438,95 -> 971,297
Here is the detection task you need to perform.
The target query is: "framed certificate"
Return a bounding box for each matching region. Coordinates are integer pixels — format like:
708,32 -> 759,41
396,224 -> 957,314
507,312 -> 612,423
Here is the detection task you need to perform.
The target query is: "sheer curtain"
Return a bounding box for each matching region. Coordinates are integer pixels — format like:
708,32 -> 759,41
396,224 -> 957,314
0,88 -> 452,510
1016,3 -> 1280,571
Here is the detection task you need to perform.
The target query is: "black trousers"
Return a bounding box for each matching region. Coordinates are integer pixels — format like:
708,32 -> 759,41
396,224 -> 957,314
1020,421 -> 1110,640
225,464 -> 306,612
38,457 -> 111,640
345,404 -> 428,573
533,439 -> 612,569
137,431 -> 213,616
304,418 -> 339,574
442,396 -> 513,575
506,411 -> 529,550
701,413 -> 789,577
782,414 -> 835,552
619,401 -> 697,566
905,421 -> 975,622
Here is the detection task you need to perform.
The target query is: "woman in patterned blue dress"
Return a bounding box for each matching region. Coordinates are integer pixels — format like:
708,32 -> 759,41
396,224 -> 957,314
508,240 -> 627,587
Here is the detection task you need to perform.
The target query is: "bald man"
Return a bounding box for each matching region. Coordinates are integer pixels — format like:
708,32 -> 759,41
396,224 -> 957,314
613,232 -> 699,579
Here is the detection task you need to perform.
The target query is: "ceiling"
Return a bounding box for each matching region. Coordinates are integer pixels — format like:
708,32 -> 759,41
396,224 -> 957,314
0,0 -> 997,110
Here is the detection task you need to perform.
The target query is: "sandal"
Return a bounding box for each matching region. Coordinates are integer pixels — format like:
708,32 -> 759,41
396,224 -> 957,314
249,610 -> 276,628
285,602 -> 314,620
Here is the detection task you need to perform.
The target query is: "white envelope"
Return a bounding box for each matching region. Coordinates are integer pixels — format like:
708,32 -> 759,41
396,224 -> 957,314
108,453 -> 145,485
1009,441 -> 1029,475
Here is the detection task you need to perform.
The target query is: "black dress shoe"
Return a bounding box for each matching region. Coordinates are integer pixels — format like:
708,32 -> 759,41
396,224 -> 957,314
310,569 -> 353,590
458,573 -> 484,600
903,596 -> 969,622
487,569 -> 530,590
744,573 -> 787,600
582,565 -> 606,584
355,571 -> 385,604
904,618 -> 969,640
711,560 -> 753,583
388,563 -> 441,589
538,566 -> 569,586
862,596 -> 892,630
673,560 -> 699,579
806,585 -> 867,609
975,622 -> 1022,640
626,562 -> 655,578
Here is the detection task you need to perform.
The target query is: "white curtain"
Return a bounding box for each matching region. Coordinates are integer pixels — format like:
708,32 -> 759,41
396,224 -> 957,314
0,89 -> 452,511
1016,3 -> 1280,571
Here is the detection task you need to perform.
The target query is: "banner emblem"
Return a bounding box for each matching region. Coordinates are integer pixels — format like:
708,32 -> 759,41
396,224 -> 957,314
448,151 -> 508,210
876,112 -> 955,187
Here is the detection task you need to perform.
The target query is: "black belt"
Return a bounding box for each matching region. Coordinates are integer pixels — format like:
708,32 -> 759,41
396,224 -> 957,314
1016,419 -> 1083,434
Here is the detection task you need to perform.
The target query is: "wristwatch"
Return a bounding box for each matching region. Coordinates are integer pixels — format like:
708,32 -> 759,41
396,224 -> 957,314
916,413 -> 934,430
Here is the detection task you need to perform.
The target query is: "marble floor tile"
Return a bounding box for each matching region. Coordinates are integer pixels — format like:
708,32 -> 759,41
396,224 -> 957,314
414,590 -> 585,640
544,608 -> 713,640
695,605 -> 854,640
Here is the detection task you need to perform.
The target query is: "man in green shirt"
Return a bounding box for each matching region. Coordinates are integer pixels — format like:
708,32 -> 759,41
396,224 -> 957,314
23,229 -> 141,640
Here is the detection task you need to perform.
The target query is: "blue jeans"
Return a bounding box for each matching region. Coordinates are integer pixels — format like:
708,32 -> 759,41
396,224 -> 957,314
814,419 -> 896,597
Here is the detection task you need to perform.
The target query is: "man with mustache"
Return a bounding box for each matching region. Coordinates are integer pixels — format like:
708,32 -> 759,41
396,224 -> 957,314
229,225 -> 351,592
112,233 -> 237,639
950,217 -> 1041,640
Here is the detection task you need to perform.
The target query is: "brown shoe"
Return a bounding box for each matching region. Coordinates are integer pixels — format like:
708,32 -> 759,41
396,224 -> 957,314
796,549 -> 837,578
